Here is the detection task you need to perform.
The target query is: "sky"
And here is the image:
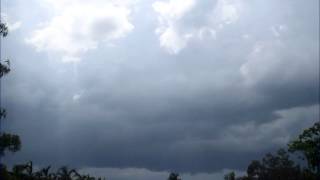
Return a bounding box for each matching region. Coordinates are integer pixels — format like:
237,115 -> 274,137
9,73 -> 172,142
1,0 -> 319,179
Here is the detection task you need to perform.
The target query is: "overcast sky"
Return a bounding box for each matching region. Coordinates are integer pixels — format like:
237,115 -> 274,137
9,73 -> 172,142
1,0 -> 319,179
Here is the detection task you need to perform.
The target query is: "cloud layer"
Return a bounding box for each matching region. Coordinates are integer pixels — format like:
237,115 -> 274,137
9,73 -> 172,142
2,0 -> 319,178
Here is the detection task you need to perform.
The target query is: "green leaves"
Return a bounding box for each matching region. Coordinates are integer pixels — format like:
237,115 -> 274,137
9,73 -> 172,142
288,122 -> 320,173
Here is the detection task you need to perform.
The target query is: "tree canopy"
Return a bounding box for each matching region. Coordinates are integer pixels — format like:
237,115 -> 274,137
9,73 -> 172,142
288,122 -> 320,173
227,122 -> 320,180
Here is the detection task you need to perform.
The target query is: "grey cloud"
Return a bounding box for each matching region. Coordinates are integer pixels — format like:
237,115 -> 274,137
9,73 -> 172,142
79,167 -> 245,180
2,0 -> 319,176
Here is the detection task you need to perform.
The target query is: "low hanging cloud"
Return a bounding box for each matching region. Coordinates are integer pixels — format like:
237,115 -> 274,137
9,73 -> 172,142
25,0 -> 135,62
153,0 -> 242,54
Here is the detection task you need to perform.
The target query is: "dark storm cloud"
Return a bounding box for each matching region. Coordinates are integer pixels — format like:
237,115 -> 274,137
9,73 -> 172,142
2,0 -> 319,175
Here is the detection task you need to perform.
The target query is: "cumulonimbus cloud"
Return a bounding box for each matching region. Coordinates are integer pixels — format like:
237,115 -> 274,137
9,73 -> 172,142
153,0 -> 242,54
26,0 -> 135,63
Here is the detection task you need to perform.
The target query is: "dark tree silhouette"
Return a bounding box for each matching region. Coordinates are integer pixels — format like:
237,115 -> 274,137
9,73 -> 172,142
57,166 -> 78,180
0,23 -> 8,37
0,22 -> 21,159
224,171 -> 235,180
0,133 -> 21,156
227,122 -> 320,180
168,172 -> 182,180
233,149 -> 314,180
288,122 -> 320,174
34,165 -> 52,179
0,160 -> 104,179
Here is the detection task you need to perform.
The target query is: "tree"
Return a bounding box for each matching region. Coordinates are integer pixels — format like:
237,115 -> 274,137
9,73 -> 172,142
224,171 -> 235,180
0,23 -> 8,37
0,22 -> 10,79
2,160 -> 102,180
57,166 -> 78,180
246,160 -> 263,179
226,122 -> 320,180
168,172 -> 181,180
0,22 -> 22,180
288,122 -> 320,174
34,165 -> 52,179
0,22 -> 21,159
234,149 -> 302,180
0,133 -> 21,156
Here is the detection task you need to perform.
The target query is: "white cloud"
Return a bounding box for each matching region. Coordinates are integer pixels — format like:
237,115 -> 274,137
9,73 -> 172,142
1,13 -> 22,32
26,0 -> 135,63
270,24 -> 288,37
240,32 -> 317,86
153,0 -> 195,21
72,93 -> 82,102
158,26 -> 193,54
197,27 -> 217,40
153,0 -> 242,54
7,21 -> 22,32
211,0 -> 241,26
153,0 -> 195,54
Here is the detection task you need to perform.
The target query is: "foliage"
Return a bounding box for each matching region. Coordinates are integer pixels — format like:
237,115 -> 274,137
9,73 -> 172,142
0,59 -> 10,78
0,22 -> 9,37
0,22 -> 10,78
239,149 -> 303,180
226,122 -> 320,180
0,133 -> 21,156
0,161 -> 105,180
288,122 -> 320,173
0,22 -> 21,158
224,171 -> 235,180
168,172 -> 181,180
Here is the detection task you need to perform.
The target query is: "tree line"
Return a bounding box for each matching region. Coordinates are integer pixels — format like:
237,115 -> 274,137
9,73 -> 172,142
1,121 -> 318,179
224,121 -> 320,180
